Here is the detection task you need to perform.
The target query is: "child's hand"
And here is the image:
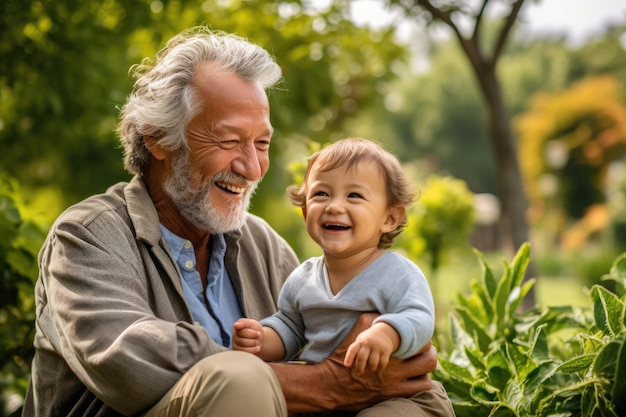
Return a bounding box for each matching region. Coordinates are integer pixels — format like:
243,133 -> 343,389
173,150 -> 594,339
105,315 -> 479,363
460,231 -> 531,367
232,318 -> 263,354
343,322 -> 399,373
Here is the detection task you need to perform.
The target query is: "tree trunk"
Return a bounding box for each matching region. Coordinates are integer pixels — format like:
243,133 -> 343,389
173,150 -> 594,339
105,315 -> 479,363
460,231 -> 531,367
469,58 -> 537,308
408,0 -> 536,307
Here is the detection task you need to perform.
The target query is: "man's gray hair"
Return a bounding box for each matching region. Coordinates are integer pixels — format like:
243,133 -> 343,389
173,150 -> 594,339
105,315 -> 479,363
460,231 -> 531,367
117,27 -> 282,176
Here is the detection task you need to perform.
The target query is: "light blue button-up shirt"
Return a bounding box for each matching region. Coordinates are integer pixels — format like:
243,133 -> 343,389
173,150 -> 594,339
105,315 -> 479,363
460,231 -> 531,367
160,225 -> 243,347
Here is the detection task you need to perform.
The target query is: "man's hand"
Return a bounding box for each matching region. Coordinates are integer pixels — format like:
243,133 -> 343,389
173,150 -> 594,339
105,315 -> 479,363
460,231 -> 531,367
270,313 -> 437,413
325,313 -> 435,410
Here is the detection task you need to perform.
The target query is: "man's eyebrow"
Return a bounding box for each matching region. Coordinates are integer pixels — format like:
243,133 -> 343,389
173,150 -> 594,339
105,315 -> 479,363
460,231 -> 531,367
211,124 -> 274,137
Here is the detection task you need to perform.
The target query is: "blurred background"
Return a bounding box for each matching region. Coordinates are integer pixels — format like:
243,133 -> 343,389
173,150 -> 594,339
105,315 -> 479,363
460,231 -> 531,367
1,0 -> 625,415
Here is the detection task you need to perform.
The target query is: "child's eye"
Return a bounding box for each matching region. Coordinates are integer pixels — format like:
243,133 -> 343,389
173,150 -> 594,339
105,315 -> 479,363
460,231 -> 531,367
348,192 -> 363,199
314,191 -> 329,197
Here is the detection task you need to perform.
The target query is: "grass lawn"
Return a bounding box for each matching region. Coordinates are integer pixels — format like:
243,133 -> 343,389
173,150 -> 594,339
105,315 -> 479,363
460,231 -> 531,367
535,275 -> 590,308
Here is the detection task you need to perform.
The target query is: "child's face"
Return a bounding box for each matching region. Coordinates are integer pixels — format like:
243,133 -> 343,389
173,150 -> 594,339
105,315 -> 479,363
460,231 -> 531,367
302,160 -> 398,258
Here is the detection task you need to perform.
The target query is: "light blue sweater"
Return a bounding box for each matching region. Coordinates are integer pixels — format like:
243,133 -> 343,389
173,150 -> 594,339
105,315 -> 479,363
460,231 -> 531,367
261,251 -> 435,363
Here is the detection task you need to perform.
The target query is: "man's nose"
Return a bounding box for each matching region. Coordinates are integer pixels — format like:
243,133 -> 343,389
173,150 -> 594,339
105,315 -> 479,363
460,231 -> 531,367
232,143 -> 265,181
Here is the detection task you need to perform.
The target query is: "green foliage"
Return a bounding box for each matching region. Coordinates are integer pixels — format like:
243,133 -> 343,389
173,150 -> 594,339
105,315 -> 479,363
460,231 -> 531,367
398,175 -> 475,273
0,175 -> 47,416
435,243 -> 626,416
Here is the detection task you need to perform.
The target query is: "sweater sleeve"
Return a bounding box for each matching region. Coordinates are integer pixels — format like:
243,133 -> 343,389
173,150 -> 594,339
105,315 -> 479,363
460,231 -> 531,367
371,254 -> 435,359
260,266 -> 308,361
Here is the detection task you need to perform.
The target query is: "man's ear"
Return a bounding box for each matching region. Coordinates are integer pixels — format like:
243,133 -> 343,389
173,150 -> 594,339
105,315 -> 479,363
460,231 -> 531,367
144,135 -> 168,160
382,205 -> 405,233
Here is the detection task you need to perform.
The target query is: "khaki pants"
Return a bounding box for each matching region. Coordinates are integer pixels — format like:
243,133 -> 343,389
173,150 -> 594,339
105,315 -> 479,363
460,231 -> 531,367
141,351 -> 454,417
141,351 -> 287,417
292,381 -> 455,417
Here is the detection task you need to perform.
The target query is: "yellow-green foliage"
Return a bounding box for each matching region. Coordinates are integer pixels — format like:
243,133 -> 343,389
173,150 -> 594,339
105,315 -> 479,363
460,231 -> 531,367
0,175 -> 47,416
516,75 -> 626,213
399,175 -> 475,272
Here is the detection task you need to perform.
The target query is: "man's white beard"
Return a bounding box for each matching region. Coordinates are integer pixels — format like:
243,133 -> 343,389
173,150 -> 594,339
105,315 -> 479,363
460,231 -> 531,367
164,151 -> 257,233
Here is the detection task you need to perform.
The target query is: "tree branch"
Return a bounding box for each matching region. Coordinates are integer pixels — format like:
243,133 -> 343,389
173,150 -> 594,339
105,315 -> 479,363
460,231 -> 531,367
414,0 -> 483,71
493,0 -> 526,61
472,0 -> 489,45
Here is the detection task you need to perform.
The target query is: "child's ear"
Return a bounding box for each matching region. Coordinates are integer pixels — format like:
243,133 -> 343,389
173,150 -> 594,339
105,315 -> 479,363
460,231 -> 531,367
144,135 -> 168,160
382,205 -> 405,233
301,207 -> 307,220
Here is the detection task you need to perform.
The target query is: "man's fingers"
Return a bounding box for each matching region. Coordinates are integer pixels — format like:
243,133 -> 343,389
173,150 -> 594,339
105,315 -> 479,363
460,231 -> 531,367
387,344 -> 438,380
333,313 -> 377,358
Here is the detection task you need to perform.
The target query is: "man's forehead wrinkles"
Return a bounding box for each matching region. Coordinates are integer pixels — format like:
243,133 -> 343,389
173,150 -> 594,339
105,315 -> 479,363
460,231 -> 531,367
209,122 -> 274,137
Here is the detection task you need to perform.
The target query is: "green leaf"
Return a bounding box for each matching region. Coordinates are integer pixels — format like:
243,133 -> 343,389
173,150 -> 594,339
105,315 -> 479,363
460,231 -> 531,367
455,305 -> 493,352
593,339 -> 619,379
526,324 -> 549,362
555,354 -> 595,374
506,343 -> 535,381
602,252 -> 626,292
469,379 -> 500,406
473,279 -> 494,319
473,248 -> 498,301
465,346 -> 487,372
523,361 -> 559,400
502,380 -> 523,413
494,263 -> 512,333
486,346 -> 512,389
611,335 -> 626,415
449,313 -> 475,350
438,357 -> 474,382
508,279 -> 535,317
509,243 -> 531,291
590,285 -> 624,336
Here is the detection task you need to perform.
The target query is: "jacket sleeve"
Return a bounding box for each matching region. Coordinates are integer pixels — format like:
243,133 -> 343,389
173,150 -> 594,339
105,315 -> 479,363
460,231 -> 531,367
37,209 -> 220,416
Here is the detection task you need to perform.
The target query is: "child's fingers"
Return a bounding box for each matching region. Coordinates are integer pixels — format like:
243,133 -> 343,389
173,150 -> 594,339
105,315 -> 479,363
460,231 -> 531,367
354,346 -> 371,374
235,327 -> 261,341
343,341 -> 360,368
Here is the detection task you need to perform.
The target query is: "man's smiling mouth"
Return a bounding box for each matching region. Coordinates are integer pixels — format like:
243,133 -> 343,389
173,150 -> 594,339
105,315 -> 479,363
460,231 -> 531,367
216,181 -> 246,194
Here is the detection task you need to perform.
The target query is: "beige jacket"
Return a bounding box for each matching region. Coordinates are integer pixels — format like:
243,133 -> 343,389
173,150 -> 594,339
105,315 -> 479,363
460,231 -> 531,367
22,176 -> 299,417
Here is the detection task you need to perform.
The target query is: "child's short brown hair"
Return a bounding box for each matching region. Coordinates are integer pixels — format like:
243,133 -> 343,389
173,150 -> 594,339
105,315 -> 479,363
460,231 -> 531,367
287,137 -> 417,249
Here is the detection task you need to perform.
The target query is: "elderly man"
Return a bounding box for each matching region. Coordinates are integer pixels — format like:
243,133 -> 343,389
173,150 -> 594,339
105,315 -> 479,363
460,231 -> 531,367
22,27 -> 446,417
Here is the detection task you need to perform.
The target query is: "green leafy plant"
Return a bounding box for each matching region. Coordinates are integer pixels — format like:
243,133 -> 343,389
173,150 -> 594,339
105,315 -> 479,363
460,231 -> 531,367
401,175 -> 475,274
434,243 -> 626,417
0,175 -> 46,416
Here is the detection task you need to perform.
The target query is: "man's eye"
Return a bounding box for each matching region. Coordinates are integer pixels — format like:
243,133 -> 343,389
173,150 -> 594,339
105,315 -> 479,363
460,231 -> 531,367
219,139 -> 239,149
256,140 -> 271,151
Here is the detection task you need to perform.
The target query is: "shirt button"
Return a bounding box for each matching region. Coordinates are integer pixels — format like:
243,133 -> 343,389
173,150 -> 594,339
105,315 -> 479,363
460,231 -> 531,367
183,241 -> 192,249
184,260 -> 194,269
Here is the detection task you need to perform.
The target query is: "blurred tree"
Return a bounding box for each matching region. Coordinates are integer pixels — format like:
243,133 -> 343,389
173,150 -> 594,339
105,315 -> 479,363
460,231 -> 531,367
346,26 -> 626,195
0,0 -> 408,251
0,0 -> 155,203
377,0 -> 531,269
0,175 -> 46,416
517,75 -> 626,246
398,174 -> 475,278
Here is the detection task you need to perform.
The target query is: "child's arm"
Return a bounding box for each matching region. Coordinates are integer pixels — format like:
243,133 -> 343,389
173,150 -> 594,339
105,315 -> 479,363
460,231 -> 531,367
343,321 -> 400,373
232,318 -> 286,361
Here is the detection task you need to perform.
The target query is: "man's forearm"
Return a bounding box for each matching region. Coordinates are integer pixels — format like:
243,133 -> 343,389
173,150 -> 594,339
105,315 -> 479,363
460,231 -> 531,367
270,361 -> 337,413
268,353 -> 435,413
